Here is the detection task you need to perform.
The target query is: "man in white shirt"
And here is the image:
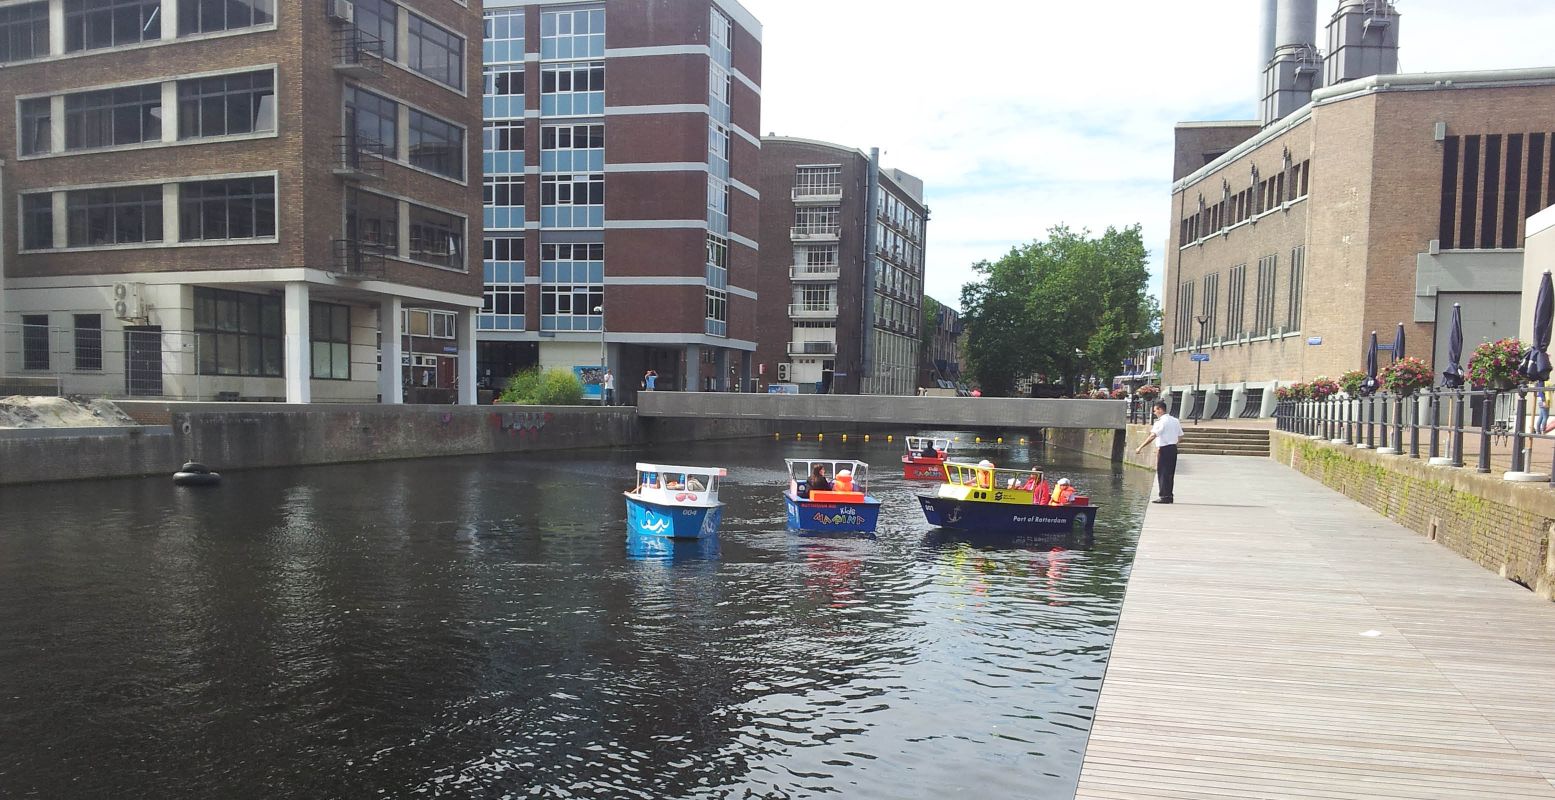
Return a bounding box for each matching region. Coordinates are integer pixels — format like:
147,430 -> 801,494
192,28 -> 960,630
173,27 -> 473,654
1135,401 -> 1183,504
602,370 -> 615,406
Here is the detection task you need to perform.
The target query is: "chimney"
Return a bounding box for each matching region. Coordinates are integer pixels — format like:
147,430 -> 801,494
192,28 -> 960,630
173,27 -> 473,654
1261,0 -> 1321,127
1325,0 -> 1400,86
1258,0 -> 1278,110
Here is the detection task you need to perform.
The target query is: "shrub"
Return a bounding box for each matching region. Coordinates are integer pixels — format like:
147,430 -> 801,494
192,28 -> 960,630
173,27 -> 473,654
1110,387 -> 1129,399
1467,338 -> 1525,389
1309,376 -> 1340,401
500,368 -> 586,405
1136,385 -> 1161,399
1379,356 -> 1433,395
1338,370 -> 1367,396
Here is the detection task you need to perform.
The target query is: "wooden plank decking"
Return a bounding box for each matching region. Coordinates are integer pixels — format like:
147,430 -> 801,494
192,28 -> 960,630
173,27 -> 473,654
1076,455 -> 1555,799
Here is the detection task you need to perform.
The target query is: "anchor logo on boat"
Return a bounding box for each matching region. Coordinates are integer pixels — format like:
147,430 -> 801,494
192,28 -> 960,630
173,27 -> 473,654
945,507 -> 963,525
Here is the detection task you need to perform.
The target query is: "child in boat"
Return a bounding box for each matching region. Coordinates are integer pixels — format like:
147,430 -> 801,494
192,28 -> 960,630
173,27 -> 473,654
808,464 -> 833,493
834,469 -> 854,493
1049,478 -> 1077,506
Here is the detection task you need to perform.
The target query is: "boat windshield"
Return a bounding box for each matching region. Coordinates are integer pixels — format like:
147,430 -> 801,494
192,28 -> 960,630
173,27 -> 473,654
785,459 -> 870,492
942,461 -> 1043,490
905,437 -> 950,453
634,463 -> 725,496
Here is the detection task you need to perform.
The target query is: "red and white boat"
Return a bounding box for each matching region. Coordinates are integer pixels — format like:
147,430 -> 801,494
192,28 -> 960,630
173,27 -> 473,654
901,436 -> 951,480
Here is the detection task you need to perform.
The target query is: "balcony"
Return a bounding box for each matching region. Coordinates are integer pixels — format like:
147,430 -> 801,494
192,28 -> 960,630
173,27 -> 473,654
790,264 -> 840,282
331,239 -> 390,280
334,26 -> 386,78
788,341 -> 837,357
333,134 -> 387,181
788,304 -> 839,320
792,186 -> 843,204
790,224 -> 841,242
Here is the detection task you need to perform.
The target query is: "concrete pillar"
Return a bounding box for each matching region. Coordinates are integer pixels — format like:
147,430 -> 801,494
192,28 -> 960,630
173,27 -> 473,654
48,96 -> 65,153
379,296 -> 403,404
714,348 -> 729,391
160,82 -> 178,143
283,282 -> 311,403
457,308 -> 477,405
740,350 -> 752,392
684,343 -> 702,391
47,0 -> 64,55
161,184 -> 180,242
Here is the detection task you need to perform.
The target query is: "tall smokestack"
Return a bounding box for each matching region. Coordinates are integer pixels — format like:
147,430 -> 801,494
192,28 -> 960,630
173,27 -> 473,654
1258,0 -> 1278,109
1261,0 -> 1320,127
1325,0 -> 1400,86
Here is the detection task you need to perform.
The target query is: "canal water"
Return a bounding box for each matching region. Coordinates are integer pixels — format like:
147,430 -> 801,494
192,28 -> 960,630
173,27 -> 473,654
0,435 -> 1150,799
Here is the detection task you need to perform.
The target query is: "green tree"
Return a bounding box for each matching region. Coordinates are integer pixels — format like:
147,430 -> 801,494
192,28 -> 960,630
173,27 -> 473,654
960,225 -> 1156,396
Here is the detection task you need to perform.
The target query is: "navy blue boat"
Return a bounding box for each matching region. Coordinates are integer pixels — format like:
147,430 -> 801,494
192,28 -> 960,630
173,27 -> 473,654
917,461 -> 1099,535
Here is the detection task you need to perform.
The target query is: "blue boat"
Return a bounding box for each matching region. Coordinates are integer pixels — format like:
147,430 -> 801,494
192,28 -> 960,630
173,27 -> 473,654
625,463 -> 727,540
784,458 -> 883,534
917,461 -> 1099,535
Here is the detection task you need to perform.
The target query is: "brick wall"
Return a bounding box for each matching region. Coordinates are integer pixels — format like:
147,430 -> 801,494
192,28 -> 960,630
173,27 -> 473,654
1272,430 -> 1555,599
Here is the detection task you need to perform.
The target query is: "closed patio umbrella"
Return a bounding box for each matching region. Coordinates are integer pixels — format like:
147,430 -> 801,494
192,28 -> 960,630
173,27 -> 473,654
1363,331 -> 1380,395
1392,322 -> 1406,364
1519,271 -> 1553,382
1442,303 -> 1465,388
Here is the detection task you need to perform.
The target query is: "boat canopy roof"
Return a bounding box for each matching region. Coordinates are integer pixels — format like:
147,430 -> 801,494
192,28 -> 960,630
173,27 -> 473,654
635,463 -> 728,479
905,436 -> 951,452
786,458 -> 870,487
631,463 -> 726,506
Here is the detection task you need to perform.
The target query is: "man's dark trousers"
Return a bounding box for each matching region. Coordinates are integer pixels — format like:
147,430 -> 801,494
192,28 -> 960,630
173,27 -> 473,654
1156,444 -> 1178,501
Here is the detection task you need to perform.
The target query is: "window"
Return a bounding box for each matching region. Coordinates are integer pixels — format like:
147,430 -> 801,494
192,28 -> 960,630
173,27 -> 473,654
345,87 -> 397,154
310,302 -> 351,380
484,9 -> 524,64
354,0 -> 396,60
66,184 -> 163,246
484,120 -> 523,152
795,166 -> 842,197
22,194 -> 53,250
484,68 -> 524,96
64,85 -> 162,150
481,237 -> 525,331
407,13 -> 464,90
795,206 -> 840,234
708,122 -> 730,178
63,0 -> 160,52
540,123 -> 603,172
540,62 -> 604,117
1202,272 -> 1219,342
706,288 -> 727,337
1174,281 -> 1194,349
179,177 -> 275,241
0,2 -> 48,63
408,109 -> 464,180
195,288 -> 282,377
408,203 -> 464,269
707,176 -> 729,235
540,174 -> 604,228
484,175 -> 524,230
539,242 -> 603,332
706,234 -> 728,269
22,315 -> 49,371
540,8 -> 604,60
177,0 -> 272,35
1226,264 -> 1247,338
346,189 -> 398,251
177,71 -> 275,139
19,97 -> 51,156
1254,254 -> 1278,335
1287,245 -> 1305,330
74,314 -> 103,371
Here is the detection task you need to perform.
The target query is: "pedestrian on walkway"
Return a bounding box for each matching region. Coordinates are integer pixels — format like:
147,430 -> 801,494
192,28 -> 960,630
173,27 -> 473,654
603,369 -> 615,406
1135,401 -> 1182,504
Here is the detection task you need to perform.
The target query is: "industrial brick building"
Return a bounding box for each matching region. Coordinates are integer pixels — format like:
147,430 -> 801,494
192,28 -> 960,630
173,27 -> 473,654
1163,0 -> 1555,418
475,0 -> 762,400
0,0 -> 486,403
754,137 -> 926,395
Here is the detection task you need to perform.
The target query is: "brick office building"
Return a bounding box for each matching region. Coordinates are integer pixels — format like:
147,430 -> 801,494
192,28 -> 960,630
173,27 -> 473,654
1162,0 -> 1555,418
475,0 -> 762,399
754,137 -> 927,395
0,0 -> 485,403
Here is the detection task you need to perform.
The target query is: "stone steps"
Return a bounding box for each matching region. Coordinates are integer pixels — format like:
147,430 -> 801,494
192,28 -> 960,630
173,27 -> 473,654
1177,428 -> 1271,458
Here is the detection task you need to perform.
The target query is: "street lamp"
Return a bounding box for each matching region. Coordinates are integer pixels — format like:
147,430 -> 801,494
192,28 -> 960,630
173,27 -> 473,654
1193,314 -> 1209,425
594,304 -> 606,406
1072,347 -> 1084,396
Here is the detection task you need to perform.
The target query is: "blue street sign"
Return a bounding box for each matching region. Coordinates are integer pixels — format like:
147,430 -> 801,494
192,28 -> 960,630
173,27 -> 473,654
1307,337 -> 1323,346
1191,353 -> 1210,363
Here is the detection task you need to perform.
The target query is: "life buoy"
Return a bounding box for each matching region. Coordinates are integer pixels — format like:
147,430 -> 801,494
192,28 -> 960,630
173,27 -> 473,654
173,462 -> 221,486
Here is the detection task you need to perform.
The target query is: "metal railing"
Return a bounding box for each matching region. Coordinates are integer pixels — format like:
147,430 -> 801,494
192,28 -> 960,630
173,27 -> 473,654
334,25 -> 386,75
1275,386 -> 1555,484
334,134 -> 387,179
791,186 -> 843,201
788,341 -> 837,356
332,239 -> 390,279
788,303 -> 839,319
790,264 -> 841,281
1,322 -> 216,400
790,224 -> 842,239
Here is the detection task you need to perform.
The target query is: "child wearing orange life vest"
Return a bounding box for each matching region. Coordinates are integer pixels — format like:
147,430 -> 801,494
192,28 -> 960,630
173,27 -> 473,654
1049,478 -> 1077,506
834,469 -> 855,493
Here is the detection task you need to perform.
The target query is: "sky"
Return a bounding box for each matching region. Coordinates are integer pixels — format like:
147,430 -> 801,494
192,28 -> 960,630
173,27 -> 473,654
740,0 -> 1555,311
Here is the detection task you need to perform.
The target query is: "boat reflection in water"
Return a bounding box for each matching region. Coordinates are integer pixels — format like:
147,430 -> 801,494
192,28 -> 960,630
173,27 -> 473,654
625,530 -> 721,562
921,528 -> 1095,552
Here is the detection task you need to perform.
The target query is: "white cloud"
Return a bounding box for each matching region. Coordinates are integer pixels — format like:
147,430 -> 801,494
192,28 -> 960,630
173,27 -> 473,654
740,0 -> 1555,308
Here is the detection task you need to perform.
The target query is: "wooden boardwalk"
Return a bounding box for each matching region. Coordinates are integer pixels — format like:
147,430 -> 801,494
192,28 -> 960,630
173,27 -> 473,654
1076,456 -> 1555,799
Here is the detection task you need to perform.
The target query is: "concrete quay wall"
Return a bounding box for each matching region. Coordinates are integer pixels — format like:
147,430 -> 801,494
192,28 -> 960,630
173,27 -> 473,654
1044,425 -> 1156,469
0,404 -> 878,486
1272,430 -> 1555,599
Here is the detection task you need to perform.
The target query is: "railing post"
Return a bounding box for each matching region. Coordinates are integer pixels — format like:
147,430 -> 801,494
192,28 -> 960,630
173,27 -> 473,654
1428,391 -> 1440,460
1511,389 -> 1528,474
1343,396 -> 1354,445
1451,389 -> 1466,468
1409,394 -> 1420,458
1478,390 -> 1494,474
1392,394 -> 1404,453
1365,394 -> 1376,448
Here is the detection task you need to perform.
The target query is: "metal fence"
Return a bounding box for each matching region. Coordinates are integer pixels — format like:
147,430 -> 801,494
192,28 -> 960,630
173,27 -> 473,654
1,322 -> 211,400
1275,386 -> 1555,484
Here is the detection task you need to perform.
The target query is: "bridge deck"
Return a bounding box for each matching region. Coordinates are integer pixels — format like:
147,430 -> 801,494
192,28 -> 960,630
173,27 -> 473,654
1077,456 -> 1555,799
635,392 -> 1126,430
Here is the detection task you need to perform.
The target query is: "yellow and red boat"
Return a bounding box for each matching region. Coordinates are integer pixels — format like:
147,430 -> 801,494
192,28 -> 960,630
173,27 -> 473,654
901,436 -> 951,480
917,461 -> 1098,535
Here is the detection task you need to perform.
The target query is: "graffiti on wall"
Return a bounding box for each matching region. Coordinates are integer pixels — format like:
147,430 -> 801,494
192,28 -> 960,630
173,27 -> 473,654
490,411 -> 554,438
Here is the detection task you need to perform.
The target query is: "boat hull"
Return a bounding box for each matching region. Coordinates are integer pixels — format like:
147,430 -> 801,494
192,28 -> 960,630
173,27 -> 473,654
785,495 -> 882,533
626,496 -> 723,539
917,495 -> 1098,535
902,458 -> 945,480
